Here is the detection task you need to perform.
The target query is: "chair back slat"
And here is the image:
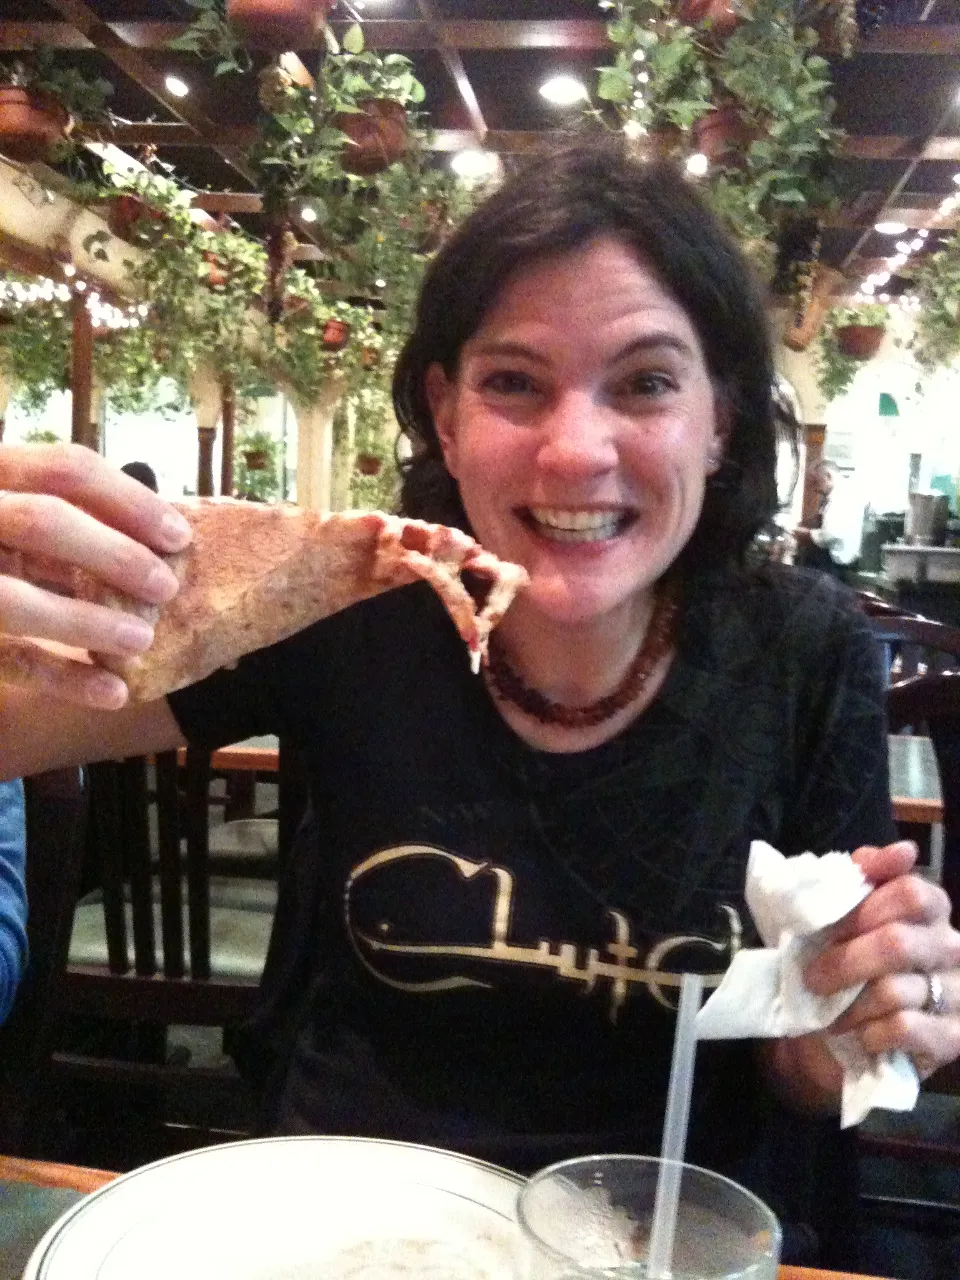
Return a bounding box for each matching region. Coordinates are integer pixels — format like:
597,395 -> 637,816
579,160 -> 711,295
155,751 -> 185,979
120,757 -> 156,976
184,747 -> 212,981
87,763 -> 129,976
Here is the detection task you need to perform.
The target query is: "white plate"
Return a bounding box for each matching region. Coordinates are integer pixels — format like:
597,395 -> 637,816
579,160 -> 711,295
23,1137 -> 524,1280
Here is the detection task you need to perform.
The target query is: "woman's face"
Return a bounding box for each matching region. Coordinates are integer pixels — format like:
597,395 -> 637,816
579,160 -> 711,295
426,236 -> 727,630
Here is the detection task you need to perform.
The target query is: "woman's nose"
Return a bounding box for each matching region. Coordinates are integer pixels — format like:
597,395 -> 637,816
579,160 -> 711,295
535,392 -> 618,478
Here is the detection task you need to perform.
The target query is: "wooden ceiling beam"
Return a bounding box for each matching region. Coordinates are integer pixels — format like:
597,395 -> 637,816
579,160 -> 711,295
841,135 -> 960,162
97,123 -> 960,166
3,18 -> 960,55
415,0 -> 486,139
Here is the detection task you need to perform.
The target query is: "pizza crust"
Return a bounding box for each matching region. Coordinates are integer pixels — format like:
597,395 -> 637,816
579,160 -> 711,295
76,500 -> 527,702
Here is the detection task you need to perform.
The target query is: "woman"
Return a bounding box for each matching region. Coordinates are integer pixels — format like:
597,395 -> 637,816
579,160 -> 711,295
0,139 -> 957,1259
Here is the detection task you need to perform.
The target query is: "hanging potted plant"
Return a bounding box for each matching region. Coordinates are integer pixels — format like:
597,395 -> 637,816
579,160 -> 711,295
815,303 -> 887,401
0,50 -> 112,163
234,427 -> 281,501
907,228 -> 960,375
324,25 -> 426,176
227,0 -> 336,51
832,301 -> 887,359
322,315 -> 352,350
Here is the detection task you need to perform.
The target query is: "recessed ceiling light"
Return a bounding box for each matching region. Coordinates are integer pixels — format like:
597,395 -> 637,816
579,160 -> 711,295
895,240 -> 911,254
874,220 -> 908,236
164,75 -> 190,98
300,205 -> 318,223
686,153 -> 709,177
910,237 -> 924,251
450,150 -> 500,180
539,75 -> 588,107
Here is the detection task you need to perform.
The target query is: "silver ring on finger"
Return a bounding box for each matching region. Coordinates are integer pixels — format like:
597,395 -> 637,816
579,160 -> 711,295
923,971 -> 947,1017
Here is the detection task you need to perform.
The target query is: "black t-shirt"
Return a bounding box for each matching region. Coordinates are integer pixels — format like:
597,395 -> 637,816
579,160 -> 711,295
169,563 -> 894,1184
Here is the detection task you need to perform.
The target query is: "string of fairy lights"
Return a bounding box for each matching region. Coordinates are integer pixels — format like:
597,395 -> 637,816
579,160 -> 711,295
0,273 -> 149,331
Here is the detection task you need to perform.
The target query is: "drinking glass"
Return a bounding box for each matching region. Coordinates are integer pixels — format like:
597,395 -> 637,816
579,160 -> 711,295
516,1155 -> 780,1280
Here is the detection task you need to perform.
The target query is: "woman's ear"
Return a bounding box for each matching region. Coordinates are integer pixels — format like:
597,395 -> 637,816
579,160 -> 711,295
707,389 -> 734,474
425,363 -> 460,479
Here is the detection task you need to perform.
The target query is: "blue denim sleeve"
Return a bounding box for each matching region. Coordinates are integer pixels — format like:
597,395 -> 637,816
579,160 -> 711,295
0,779 -> 28,1023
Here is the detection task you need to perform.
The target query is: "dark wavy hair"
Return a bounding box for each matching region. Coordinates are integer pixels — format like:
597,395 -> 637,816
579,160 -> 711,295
392,135 -> 777,570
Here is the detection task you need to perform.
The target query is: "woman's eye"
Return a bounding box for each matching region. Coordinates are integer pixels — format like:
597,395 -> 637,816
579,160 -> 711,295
481,370 -> 537,396
617,371 -> 677,398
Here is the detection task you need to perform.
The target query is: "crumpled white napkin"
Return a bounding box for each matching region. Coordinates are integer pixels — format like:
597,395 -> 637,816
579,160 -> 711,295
696,839 -> 919,1127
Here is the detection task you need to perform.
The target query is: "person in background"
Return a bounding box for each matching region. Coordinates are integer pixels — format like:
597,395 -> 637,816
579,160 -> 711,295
120,461 -> 158,493
795,462 -> 865,580
0,778 -> 28,1024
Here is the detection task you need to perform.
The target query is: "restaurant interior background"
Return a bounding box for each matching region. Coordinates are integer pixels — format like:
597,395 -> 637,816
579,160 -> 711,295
4,3 -> 960,1273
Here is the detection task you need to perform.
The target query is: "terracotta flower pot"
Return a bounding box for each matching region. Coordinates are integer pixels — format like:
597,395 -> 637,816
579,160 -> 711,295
835,323 -> 885,360
243,448 -> 271,471
356,453 -> 382,476
321,318 -> 351,351
0,86 -> 70,162
203,250 -> 228,288
227,0 -> 336,51
105,194 -> 167,240
361,346 -> 381,370
336,100 -> 409,176
676,0 -> 739,35
693,104 -> 755,164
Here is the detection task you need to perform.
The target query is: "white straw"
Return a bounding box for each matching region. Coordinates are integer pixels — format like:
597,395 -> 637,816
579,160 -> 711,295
647,972 -> 704,1280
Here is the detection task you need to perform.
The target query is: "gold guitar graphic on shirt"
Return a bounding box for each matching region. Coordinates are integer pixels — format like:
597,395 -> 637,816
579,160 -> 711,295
344,844 -> 743,1021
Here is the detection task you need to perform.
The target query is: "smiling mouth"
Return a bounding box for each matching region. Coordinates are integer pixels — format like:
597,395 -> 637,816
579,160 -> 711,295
520,507 -> 636,543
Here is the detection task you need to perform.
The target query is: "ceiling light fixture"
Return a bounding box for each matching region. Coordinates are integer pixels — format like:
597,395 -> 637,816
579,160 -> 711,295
622,120 -> 645,140
895,240 -> 911,253
539,75 -> 589,106
910,237 -> 924,251
164,75 -> 190,98
686,152 -> 709,177
450,149 -> 500,180
874,220 -> 908,236
300,205 -> 318,223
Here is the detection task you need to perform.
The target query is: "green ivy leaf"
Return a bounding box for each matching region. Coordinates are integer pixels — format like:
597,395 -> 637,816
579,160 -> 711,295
342,23 -> 365,56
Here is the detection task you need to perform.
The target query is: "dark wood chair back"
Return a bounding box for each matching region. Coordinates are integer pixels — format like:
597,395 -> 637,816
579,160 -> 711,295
65,748 -> 263,1024
869,614 -> 960,684
0,744 -> 293,1161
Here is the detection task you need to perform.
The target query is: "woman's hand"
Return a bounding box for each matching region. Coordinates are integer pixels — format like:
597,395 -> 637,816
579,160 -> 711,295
0,443 -> 192,708
805,840 -> 960,1080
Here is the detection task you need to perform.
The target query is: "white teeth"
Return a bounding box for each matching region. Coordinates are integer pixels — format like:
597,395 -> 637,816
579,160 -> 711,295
527,507 -> 626,542
529,507 -> 624,531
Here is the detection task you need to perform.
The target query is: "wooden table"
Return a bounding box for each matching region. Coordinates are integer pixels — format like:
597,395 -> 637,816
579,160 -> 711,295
889,733 -> 943,826
0,1156 -> 888,1280
177,734 -> 279,774
888,732 -> 944,880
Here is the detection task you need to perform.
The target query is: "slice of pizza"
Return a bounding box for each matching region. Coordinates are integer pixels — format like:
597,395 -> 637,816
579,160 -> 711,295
78,500 -> 528,702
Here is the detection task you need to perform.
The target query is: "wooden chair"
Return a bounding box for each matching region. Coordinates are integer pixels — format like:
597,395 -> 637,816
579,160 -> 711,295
856,672 -> 960,1231
0,747 -> 281,1164
868,614 -> 960,685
